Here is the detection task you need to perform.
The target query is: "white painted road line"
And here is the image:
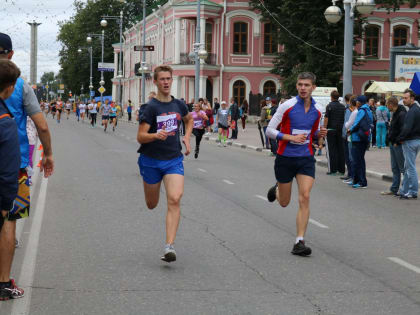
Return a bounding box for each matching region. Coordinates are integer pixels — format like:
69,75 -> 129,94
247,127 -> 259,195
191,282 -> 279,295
11,177 -> 49,315
223,179 -> 234,185
197,168 -> 207,173
255,195 -> 268,201
388,257 -> 420,274
309,219 -> 329,229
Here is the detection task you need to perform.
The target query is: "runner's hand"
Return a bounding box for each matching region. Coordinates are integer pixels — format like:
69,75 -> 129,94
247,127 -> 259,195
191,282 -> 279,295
293,134 -> 307,144
183,137 -> 191,156
41,155 -> 54,178
155,126 -> 169,141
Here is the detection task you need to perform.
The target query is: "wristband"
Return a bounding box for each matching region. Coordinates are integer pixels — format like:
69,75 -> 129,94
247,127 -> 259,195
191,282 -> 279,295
276,132 -> 284,141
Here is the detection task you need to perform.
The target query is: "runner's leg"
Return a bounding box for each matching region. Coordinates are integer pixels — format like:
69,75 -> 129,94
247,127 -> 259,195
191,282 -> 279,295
162,174 -> 184,245
143,181 -> 161,210
0,216 -> 16,282
276,181 -> 293,207
295,174 -> 314,238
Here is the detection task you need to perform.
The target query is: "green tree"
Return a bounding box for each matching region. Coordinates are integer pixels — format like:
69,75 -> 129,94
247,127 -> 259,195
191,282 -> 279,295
57,0 -> 167,99
249,0 -> 409,96
40,71 -> 55,85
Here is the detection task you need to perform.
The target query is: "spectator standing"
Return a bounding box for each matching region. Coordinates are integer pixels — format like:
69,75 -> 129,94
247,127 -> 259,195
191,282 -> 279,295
349,95 -> 373,188
376,98 -> 390,148
260,97 -> 273,148
127,99 -> 133,121
341,94 -> 354,181
229,97 -> 239,139
368,98 -> 377,147
240,99 -> 249,131
324,90 -> 346,175
397,89 -> 420,199
381,97 -> 406,196
213,97 -> 220,132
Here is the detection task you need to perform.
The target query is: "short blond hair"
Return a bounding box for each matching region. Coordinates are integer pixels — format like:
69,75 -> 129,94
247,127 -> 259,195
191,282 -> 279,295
153,65 -> 173,80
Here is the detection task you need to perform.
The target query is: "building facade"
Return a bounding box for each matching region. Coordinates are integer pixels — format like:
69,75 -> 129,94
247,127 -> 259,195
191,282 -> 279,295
112,0 -> 280,107
353,4 -> 420,94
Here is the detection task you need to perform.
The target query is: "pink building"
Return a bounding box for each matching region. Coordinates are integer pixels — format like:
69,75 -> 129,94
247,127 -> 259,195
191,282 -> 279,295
112,0 -> 280,108
352,4 -> 420,94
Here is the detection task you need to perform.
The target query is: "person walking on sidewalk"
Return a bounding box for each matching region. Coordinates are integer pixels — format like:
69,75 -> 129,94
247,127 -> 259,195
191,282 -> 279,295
127,100 -> 133,121
240,99 -> 249,131
341,94 -> 354,181
376,98 -> 390,149
349,95 -> 373,189
381,97 -> 406,196
191,103 -> 208,159
324,90 -> 346,175
397,89 -> 420,199
137,65 -> 193,263
369,98 -> 377,148
260,98 -> 272,149
265,72 -> 327,256
229,98 -> 239,139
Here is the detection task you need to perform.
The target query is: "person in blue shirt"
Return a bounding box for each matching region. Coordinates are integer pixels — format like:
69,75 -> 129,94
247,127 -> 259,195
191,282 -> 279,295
375,98 -> 390,148
127,99 -> 133,121
349,95 -> 373,189
137,65 -> 193,263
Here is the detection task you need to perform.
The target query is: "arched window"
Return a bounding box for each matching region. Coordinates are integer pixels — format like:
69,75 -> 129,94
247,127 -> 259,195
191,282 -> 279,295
364,25 -> 380,58
264,23 -> 275,54
233,80 -> 246,105
233,22 -> 248,54
393,26 -> 408,47
263,81 -> 276,96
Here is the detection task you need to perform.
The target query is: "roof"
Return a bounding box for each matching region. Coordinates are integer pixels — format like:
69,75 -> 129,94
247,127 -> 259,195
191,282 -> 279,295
174,0 -> 222,7
365,81 -> 411,94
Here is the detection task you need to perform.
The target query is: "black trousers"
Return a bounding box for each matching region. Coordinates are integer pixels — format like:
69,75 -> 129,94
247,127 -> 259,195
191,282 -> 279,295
128,112 -> 132,121
352,141 -> 368,186
90,113 -> 97,126
193,128 -> 205,152
325,130 -> 345,173
231,119 -> 238,139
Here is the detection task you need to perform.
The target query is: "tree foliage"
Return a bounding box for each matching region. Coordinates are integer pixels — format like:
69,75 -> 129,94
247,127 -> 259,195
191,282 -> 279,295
250,0 -> 406,96
57,0 -> 167,99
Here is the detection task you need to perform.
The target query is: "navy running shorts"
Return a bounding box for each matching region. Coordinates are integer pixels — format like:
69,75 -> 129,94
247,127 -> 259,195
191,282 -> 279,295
138,155 -> 184,185
102,115 -> 109,120
274,155 -> 316,183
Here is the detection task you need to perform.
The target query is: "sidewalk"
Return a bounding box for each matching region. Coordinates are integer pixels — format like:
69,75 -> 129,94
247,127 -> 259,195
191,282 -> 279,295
204,123 -> 420,184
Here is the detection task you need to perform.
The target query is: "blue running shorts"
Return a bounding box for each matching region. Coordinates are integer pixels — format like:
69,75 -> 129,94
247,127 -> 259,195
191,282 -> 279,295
138,155 -> 184,184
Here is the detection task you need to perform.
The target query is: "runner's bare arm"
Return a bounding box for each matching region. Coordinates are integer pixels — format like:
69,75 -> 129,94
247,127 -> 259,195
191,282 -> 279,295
30,112 -> 54,177
137,122 -> 168,143
182,113 -> 193,156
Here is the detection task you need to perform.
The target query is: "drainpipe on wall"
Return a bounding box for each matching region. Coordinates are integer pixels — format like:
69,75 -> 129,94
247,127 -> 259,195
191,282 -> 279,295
219,0 -> 226,101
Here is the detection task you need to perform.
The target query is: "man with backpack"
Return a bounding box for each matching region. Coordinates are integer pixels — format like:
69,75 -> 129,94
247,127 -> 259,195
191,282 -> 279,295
349,95 -> 373,189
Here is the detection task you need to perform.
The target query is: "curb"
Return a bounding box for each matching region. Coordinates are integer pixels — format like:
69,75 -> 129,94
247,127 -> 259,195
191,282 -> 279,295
204,135 -> 402,184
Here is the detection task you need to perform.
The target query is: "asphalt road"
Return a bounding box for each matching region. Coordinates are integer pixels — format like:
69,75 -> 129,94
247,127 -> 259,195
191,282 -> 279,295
1,114 -> 419,315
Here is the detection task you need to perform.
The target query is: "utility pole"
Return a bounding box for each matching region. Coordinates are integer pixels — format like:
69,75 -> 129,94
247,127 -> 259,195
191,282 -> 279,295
27,20 -> 41,85
141,0 -> 146,105
194,0 -> 201,103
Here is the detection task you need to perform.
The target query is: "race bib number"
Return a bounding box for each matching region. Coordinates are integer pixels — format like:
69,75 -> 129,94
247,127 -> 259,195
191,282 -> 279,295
290,129 -> 310,145
157,114 -> 178,133
193,119 -> 203,128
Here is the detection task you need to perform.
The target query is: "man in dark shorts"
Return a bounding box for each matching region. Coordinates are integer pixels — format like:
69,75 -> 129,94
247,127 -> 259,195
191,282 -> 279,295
137,65 -> 193,263
265,72 -> 327,256
100,99 -> 111,132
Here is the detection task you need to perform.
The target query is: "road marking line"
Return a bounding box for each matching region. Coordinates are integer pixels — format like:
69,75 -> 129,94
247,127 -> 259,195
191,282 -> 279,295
309,219 -> 329,229
255,195 -> 268,201
197,168 -> 207,173
11,177 -> 49,315
388,257 -> 420,274
223,179 -> 234,185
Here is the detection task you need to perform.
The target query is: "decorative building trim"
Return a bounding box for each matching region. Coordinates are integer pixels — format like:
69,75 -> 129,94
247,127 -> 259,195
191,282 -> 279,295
259,76 -> 281,94
229,75 -> 251,101
226,9 -> 260,36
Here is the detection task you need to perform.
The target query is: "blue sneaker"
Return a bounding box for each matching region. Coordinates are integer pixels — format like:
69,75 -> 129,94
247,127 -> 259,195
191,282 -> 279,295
346,180 -> 354,185
352,183 -> 367,189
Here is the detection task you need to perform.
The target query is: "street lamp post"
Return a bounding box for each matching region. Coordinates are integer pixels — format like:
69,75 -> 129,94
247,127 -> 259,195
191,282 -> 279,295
78,46 -> 94,101
141,0 -> 146,105
193,0 -> 208,103
101,9 -> 124,113
324,0 -> 375,96
87,31 -> 105,105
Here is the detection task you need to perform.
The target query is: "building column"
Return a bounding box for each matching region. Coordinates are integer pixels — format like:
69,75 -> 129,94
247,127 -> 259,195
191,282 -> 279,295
213,76 -> 220,101
200,75 -> 207,99
174,19 -> 181,64
172,75 -> 181,98
200,17 -> 206,64
188,77 -> 195,102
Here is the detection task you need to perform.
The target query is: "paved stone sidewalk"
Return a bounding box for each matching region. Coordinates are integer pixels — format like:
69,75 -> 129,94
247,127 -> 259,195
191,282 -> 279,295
203,123 -> 420,184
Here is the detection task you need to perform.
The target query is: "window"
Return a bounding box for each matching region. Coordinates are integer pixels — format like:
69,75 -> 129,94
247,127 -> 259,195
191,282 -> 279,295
264,23 -> 275,54
263,81 -> 276,95
364,25 -> 380,58
393,26 -> 408,47
205,22 -> 212,53
233,22 -> 248,54
233,80 -> 246,106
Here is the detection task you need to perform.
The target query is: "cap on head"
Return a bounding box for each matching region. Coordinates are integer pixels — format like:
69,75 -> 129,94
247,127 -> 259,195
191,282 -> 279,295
221,101 -> 226,105
0,33 -> 12,52
265,97 -> 271,101
356,95 -> 367,104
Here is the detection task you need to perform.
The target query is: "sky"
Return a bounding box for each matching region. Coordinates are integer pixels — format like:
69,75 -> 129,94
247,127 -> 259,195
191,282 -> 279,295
1,0 -> 76,82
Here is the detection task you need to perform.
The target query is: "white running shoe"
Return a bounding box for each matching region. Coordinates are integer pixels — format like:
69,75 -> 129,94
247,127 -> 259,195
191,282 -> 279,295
161,244 -> 176,263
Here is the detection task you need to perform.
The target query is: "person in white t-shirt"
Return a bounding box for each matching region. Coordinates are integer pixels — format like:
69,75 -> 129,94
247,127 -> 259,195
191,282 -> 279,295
88,100 -> 97,127
79,102 -> 87,123
65,101 -> 72,120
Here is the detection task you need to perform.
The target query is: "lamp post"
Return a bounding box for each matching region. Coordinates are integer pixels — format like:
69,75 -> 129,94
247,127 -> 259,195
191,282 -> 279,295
78,46 -> 94,101
141,0 -> 146,105
193,0 -> 208,103
324,0 -> 375,96
101,9 -> 124,112
87,31 -> 105,105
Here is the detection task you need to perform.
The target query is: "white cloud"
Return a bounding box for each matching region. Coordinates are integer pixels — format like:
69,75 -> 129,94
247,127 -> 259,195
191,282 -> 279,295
1,0 -> 76,81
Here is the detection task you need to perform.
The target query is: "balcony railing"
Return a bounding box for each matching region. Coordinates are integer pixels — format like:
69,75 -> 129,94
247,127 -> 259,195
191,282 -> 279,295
179,53 -> 217,65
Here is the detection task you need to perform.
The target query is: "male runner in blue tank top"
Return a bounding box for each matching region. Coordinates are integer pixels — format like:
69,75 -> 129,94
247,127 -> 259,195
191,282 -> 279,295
265,72 -> 327,256
137,65 -> 193,263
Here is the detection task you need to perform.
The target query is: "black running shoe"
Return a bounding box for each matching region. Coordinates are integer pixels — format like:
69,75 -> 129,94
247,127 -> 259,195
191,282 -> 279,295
267,184 -> 277,203
291,240 -> 312,256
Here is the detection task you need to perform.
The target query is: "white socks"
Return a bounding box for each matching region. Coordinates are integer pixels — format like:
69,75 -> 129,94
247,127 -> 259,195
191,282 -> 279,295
295,237 -> 304,244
